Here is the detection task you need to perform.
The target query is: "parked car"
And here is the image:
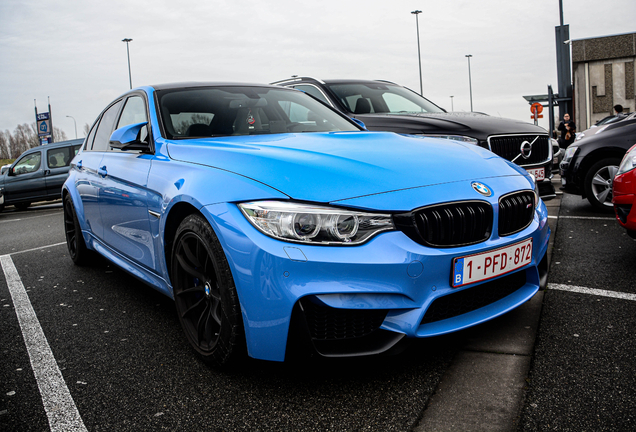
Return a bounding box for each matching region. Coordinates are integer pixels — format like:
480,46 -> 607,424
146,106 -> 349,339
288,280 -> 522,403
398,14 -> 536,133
0,139 -> 83,212
612,143 -> 636,237
575,112 -> 629,142
560,113 -> 636,211
63,82 -> 550,365
272,77 -> 556,199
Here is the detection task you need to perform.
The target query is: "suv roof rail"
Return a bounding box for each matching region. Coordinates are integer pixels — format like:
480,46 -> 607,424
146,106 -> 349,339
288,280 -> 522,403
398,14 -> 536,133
270,76 -> 326,85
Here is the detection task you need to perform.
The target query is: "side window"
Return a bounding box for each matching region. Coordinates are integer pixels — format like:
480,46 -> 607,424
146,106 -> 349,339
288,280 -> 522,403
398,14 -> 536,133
295,85 -> 330,105
117,96 -> 148,129
46,147 -> 72,168
92,100 -> 123,151
13,152 -> 42,175
115,96 -> 149,147
84,120 -> 99,151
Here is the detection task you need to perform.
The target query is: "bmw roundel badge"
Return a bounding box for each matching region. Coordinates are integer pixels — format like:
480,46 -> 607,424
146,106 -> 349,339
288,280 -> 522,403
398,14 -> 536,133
472,182 -> 492,197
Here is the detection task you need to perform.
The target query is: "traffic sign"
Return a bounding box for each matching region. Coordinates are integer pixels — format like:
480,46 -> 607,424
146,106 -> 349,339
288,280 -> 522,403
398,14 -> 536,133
531,103 -> 543,115
531,103 -> 544,120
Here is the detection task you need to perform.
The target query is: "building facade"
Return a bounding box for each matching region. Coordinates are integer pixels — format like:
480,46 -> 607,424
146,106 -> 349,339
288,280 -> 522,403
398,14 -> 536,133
572,32 -> 636,130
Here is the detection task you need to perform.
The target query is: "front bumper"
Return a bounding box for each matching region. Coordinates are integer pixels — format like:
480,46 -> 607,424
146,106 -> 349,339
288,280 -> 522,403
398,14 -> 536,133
203,200 -> 551,362
613,171 -> 636,237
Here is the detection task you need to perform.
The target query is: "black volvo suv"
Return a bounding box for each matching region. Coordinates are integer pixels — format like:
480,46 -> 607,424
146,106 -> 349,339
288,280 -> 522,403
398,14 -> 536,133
272,77 -> 556,199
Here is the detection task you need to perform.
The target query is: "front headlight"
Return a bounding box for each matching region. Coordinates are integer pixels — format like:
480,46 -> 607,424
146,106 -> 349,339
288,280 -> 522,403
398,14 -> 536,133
416,135 -> 479,145
239,201 -> 395,245
562,145 -> 579,163
528,174 -> 540,207
617,144 -> 636,176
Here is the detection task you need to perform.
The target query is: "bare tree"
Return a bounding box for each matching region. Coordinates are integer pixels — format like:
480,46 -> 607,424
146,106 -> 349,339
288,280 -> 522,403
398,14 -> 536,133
11,124 -> 34,157
0,130 -> 11,159
53,126 -> 68,142
83,123 -> 91,136
2,122 -> 71,160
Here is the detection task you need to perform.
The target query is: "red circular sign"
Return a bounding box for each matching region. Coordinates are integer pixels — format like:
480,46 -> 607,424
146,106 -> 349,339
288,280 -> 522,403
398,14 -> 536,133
531,103 -> 543,115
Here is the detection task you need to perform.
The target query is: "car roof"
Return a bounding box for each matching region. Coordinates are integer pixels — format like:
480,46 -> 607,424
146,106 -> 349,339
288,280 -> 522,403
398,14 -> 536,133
271,77 -> 398,87
26,138 -> 84,152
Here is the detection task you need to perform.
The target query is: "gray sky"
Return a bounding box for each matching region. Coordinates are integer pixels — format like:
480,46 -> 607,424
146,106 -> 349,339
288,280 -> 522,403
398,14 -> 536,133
1,0 -> 634,140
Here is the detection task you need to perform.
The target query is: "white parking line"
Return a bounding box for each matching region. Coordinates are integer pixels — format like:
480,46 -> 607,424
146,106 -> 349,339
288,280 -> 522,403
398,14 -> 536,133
0,209 -> 63,224
548,283 -> 636,301
557,215 -> 616,221
10,242 -> 67,256
0,254 -> 87,432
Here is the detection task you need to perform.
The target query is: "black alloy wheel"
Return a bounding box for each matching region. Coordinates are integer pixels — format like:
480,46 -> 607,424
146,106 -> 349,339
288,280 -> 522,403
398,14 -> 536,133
63,194 -> 90,265
171,214 -> 244,366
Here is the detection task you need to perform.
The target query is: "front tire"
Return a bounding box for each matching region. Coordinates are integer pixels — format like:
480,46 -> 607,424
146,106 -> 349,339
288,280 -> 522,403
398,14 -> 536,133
15,202 -> 31,211
64,195 -> 90,265
171,214 -> 244,366
584,158 -> 620,212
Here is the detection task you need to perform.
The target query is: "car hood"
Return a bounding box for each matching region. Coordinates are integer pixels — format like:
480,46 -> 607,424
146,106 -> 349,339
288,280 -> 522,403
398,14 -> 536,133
166,131 -> 524,204
356,112 -> 547,139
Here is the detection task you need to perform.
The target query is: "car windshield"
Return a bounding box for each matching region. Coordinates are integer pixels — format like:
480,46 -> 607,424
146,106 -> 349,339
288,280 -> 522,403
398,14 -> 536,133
325,82 -> 445,115
156,86 -> 360,139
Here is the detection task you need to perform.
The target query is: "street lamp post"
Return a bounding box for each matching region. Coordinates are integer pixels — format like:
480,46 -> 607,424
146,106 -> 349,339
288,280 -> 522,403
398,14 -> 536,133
411,10 -> 423,95
465,54 -> 473,112
66,115 -> 77,139
122,38 -> 133,89
450,96 -> 454,112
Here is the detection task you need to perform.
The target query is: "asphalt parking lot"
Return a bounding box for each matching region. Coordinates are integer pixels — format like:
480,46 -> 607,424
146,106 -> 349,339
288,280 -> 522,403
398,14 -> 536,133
0,202 -> 460,431
518,192 -> 636,431
1,188 -> 635,431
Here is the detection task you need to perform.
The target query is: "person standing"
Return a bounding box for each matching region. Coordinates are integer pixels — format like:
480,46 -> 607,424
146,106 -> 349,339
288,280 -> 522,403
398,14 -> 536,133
558,113 -> 576,149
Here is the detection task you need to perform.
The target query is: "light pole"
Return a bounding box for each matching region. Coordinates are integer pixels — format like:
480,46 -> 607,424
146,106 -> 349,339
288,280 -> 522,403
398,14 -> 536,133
450,96 -> 454,112
122,38 -> 133,89
411,10 -> 423,95
66,115 -> 77,139
465,54 -> 473,112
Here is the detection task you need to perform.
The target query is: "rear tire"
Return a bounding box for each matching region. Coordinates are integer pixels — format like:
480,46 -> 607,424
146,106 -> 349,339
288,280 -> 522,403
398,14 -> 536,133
64,195 -> 91,265
584,158 -> 620,212
171,214 -> 245,366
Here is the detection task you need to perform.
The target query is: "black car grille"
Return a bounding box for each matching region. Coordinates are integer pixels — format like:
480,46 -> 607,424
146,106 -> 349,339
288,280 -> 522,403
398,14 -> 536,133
300,298 -> 388,341
394,201 -> 493,247
499,191 -> 535,236
488,135 -> 550,165
420,270 -> 527,325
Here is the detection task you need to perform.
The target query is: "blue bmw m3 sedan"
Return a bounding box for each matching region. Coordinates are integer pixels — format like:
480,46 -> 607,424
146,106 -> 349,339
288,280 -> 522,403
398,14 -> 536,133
62,83 -> 550,365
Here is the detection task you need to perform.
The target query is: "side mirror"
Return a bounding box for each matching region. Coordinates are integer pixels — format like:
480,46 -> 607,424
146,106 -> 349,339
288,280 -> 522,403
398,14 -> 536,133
110,122 -> 150,151
350,117 -> 367,130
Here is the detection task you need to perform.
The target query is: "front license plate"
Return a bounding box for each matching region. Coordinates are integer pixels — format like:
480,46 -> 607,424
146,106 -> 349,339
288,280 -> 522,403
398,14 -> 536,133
452,238 -> 533,287
526,167 -> 545,181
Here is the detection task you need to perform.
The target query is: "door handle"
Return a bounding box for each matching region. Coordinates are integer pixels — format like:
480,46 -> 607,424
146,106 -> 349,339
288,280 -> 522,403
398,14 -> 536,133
44,169 -> 51,175
98,166 -> 107,177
